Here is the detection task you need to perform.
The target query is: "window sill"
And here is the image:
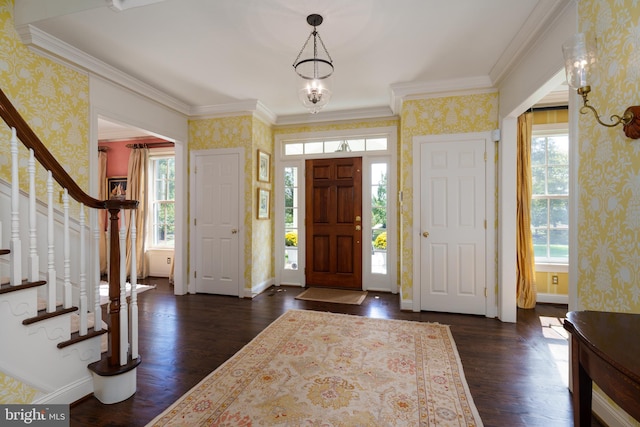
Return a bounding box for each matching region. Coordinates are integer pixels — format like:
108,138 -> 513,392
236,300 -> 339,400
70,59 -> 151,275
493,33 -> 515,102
535,263 -> 568,273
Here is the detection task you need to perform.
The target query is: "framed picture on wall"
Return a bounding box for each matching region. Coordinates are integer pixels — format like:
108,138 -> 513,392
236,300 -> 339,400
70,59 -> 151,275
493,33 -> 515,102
257,188 -> 270,219
257,149 -> 271,182
107,176 -> 127,200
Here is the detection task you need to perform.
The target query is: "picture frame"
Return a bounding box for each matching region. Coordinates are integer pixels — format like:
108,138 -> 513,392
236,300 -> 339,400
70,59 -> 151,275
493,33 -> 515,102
107,176 -> 127,200
257,149 -> 271,183
257,188 -> 270,219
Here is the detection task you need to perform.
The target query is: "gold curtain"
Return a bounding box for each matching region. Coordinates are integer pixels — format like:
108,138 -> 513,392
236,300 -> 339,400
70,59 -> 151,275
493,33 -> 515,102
98,150 -> 108,275
126,147 -> 149,278
516,112 -> 537,308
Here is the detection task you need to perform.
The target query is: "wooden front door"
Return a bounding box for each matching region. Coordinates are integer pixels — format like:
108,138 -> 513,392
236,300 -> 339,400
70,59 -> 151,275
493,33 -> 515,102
305,157 -> 362,289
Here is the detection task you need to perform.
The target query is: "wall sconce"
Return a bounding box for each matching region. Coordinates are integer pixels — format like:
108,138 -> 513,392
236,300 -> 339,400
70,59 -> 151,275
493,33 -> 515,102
562,33 -> 640,139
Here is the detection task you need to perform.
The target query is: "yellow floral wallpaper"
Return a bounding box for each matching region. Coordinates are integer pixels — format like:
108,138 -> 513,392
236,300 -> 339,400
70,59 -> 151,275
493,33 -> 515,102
189,115 -> 274,292
399,93 -> 499,301
578,1 -> 640,424
189,115 -> 255,291
0,373 -> 40,404
0,0 -> 89,202
0,0 -> 89,401
274,118 -> 399,136
577,0 -> 640,313
252,117 -> 274,288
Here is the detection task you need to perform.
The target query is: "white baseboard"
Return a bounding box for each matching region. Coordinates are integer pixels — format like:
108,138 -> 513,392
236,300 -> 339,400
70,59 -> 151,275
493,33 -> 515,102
593,389 -> 637,427
33,375 -> 93,405
536,293 -> 568,304
247,278 -> 273,298
400,298 -> 413,311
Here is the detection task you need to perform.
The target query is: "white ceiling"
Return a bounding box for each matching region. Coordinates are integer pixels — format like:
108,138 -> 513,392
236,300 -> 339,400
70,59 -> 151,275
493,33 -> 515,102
15,0 -> 568,130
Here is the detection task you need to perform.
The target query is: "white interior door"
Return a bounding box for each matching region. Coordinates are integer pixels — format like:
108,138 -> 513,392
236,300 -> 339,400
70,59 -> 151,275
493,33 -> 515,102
419,137 -> 486,314
193,151 -> 241,296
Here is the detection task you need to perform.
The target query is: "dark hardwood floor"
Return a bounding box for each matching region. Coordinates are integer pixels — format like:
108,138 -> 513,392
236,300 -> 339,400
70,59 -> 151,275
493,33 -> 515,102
71,278 -> 604,427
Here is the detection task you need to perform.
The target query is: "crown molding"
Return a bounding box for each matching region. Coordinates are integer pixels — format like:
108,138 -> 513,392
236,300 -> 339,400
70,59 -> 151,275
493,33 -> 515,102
390,76 -> 495,113
17,21 -> 509,128
489,0 -> 573,86
189,100 -> 277,124
17,24 -> 192,116
108,0 -> 168,12
275,106 -> 395,126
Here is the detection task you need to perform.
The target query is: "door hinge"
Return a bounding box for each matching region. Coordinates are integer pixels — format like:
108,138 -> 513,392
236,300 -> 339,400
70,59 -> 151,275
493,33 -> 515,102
484,152 -> 487,162
194,218 -> 197,226
484,219 -> 487,229
484,288 -> 488,297
194,271 -> 197,278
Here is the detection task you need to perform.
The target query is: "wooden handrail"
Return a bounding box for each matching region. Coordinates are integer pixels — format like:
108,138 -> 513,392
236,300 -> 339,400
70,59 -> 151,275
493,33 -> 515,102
1,86 -> 140,369
0,87 -> 137,210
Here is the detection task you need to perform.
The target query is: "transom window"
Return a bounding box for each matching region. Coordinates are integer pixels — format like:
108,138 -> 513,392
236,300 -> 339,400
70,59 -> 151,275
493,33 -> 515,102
283,137 -> 387,156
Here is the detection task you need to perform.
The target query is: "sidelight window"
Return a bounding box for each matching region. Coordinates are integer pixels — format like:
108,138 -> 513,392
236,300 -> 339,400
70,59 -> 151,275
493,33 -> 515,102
370,163 -> 387,274
283,166 -> 299,270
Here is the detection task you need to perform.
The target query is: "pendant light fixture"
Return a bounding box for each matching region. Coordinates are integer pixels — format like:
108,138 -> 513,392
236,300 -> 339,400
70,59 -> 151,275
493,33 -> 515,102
292,14 -> 334,114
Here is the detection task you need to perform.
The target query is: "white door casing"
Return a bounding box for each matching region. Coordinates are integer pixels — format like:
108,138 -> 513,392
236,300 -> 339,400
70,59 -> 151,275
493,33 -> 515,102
190,148 -> 243,296
413,132 -> 495,316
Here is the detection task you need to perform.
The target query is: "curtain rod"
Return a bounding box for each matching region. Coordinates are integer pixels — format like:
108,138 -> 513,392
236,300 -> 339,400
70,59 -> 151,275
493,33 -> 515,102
126,141 -> 175,149
531,105 -> 568,113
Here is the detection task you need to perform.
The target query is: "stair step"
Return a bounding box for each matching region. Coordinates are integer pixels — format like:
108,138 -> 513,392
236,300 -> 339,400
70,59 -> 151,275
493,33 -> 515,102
22,306 -> 78,325
89,354 -> 141,377
0,280 -> 47,295
58,326 -> 108,349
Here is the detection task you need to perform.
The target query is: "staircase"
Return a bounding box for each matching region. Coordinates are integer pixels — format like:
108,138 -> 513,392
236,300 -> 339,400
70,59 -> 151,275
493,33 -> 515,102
0,88 -> 141,405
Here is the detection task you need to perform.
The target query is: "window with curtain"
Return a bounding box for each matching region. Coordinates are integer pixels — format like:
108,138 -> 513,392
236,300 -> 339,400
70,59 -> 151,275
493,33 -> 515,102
531,126 -> 569,264
148,154 -> 175,248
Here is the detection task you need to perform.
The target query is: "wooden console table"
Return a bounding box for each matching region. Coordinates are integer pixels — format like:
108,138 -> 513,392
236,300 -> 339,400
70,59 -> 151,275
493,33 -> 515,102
564,311 -> 640,426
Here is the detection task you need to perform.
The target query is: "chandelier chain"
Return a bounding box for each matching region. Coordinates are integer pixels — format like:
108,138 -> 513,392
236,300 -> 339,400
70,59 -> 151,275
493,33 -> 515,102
292,31 -> 314,67
316,32 -> 333,64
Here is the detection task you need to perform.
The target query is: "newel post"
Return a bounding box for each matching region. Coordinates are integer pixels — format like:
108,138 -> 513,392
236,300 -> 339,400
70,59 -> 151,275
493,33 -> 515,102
107,207 -> 122,366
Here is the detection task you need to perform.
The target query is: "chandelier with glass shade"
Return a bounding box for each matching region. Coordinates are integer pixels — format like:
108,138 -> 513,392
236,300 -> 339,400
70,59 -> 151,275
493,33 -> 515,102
292,14 -> 334,114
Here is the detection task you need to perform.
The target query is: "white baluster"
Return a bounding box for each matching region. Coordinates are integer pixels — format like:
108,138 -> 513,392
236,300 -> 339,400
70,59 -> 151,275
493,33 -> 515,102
63,189 -> 71,309
47,171 -> 56,312
130,209 -> 138,359
119,208 -> 128,365
28,149 -> 38,282
9,128 -> 22,286
79,204 -> 87,335
92,209 -> 102,331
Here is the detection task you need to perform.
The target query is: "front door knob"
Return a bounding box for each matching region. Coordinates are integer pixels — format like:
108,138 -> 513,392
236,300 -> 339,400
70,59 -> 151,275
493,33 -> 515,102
422,231 -> 430,238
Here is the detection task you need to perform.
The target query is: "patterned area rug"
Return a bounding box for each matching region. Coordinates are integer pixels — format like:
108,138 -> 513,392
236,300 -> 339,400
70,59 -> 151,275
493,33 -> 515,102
147,309 -> 482,426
